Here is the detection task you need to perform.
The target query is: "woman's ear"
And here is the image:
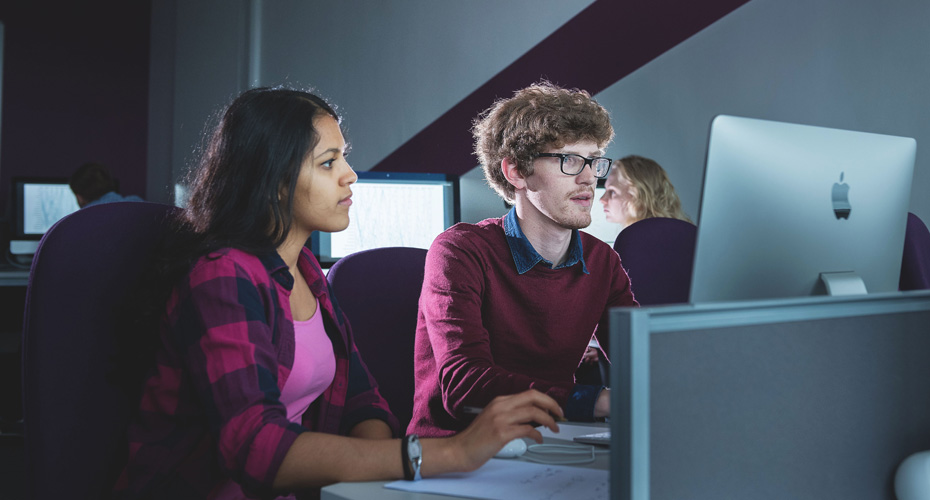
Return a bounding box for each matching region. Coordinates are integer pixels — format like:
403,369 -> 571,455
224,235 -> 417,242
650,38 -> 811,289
501,157 -> 526,191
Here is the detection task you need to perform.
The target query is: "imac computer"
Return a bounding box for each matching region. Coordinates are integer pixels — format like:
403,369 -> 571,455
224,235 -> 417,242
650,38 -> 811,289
312,172 -> 459,265
9,177 -> 80,256
689,115 -> 916,303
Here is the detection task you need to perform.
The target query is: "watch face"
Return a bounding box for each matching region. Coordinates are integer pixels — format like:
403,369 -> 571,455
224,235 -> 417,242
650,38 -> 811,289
407,436 -> 422,460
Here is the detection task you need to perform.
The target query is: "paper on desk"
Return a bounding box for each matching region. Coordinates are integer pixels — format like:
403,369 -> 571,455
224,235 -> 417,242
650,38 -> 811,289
384,458 -> 608,500
536,423 -> 608,442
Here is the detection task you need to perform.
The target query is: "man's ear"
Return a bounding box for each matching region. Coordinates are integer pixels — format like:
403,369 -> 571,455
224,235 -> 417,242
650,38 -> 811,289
501,157 -> 526,191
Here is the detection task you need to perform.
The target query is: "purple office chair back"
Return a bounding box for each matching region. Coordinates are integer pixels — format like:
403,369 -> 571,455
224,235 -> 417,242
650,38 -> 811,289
326,246 -> 427,431
612,217 -> 698,305
900,212 -> 930,291
22,201 -> 179,499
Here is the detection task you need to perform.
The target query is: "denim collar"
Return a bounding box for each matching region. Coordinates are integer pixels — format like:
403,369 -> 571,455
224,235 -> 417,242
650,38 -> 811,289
502,207 -> 589,275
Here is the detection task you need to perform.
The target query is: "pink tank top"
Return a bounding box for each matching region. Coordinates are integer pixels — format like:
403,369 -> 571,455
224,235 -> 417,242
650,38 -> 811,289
211,300 -> 336,499
280,298 -> 336,423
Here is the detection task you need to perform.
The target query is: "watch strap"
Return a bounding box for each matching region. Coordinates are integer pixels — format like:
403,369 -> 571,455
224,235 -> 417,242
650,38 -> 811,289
401,435 -> 413,480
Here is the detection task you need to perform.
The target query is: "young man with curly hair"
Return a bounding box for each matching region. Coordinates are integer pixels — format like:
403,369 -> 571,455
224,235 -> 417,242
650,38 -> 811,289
408,82 -> 637,437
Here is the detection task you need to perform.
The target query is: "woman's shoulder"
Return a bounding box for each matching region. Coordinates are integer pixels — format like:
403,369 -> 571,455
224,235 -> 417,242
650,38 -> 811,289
189,247 -> 273,284
166,248 -> 279,320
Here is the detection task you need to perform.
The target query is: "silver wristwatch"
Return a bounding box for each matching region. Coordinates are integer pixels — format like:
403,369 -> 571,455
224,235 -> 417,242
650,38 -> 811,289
406,434 -> 423,481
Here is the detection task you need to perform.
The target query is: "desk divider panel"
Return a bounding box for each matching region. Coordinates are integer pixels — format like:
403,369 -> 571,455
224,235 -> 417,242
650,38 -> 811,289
609,291 -> 930,500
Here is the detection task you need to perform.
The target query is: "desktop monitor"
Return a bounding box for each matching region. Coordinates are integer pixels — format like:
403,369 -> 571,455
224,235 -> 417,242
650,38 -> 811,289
312,172 -> 459,264
689,115 -> 916,303
9,177 -> 80,256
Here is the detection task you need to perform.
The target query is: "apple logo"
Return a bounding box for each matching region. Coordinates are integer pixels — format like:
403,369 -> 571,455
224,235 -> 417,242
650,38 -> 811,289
832,172 -> 851,219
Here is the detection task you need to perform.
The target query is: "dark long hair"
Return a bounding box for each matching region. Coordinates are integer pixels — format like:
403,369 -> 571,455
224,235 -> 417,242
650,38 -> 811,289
184,86 -> 339,253
117,87 -> 339,397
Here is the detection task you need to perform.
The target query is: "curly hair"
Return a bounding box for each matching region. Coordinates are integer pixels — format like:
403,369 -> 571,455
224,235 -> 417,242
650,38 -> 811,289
615,155 -> 692,223
472,81 -> 614,203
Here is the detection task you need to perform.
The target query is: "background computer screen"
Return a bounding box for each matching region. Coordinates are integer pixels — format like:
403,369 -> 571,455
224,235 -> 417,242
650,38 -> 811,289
313,172 -> 459,263
689,115 -> 916,302
10,177 -> 80,254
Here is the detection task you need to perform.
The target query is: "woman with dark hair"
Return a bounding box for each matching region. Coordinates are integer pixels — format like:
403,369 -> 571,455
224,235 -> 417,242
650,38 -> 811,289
115,87 -> 561,499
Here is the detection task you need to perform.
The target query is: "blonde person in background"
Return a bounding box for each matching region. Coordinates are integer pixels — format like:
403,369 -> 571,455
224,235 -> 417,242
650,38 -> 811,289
586,155 -> 692,361
600,155 -> 692,229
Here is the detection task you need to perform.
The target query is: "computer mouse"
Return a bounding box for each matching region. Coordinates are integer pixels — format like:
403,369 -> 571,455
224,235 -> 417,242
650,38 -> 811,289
896,450 -> 930,500
495,438 -> 528,458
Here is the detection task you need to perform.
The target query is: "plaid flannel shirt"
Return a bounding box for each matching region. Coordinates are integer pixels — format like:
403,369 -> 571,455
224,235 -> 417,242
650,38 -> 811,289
115,247 -> 398,499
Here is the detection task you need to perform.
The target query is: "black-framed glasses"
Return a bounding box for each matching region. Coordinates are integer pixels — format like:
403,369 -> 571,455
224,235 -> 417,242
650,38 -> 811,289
534,153 -> 613,179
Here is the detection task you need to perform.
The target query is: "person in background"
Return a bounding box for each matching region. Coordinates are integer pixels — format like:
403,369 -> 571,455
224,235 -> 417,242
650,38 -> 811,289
114,87 -> 562,499
408,81 -> 637,438
600,154 -> 692,229
69,162 -> 144,208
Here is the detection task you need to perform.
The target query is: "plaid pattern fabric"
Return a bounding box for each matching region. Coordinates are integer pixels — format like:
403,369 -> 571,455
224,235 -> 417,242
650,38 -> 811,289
116,247 -> 397,499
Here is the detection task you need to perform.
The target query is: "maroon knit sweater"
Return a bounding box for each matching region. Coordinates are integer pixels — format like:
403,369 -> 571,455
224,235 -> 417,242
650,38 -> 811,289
408,216 -> 636,437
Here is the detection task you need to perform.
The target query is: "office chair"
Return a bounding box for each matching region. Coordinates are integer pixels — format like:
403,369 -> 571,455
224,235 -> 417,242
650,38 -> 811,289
21,201 -> 178,499
900,212 -> 930,291
613,217 -> 698,306
326,246 -> 427,432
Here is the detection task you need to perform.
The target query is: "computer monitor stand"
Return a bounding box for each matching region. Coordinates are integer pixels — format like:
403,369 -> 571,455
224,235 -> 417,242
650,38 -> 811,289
820,271 -> 868,296
8,240 -> 38,268
10,240 -> 39,256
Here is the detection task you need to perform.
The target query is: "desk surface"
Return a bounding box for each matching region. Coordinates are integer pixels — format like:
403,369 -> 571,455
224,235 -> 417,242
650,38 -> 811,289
321,423 -> 608,500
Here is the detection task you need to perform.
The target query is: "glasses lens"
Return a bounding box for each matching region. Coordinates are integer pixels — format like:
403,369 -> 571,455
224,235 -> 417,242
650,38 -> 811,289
561,155 -> 585,175
593,158 -> 611,178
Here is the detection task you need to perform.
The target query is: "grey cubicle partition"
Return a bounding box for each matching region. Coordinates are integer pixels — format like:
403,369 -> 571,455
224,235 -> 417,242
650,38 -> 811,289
609,291 -> 930,500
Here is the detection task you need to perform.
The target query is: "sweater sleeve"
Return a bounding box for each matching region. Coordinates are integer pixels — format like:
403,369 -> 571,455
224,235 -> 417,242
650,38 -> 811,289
420,231 -> 576,421
173,255 -> 303,496
593,247 -> 639,362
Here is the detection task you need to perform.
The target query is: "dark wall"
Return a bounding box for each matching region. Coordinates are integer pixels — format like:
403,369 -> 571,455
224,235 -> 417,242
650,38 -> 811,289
0,1 -> 151,226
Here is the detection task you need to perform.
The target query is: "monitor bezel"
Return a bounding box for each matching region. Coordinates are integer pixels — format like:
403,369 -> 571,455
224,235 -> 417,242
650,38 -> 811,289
10,176 -> 77,242
310,171 -> 460,265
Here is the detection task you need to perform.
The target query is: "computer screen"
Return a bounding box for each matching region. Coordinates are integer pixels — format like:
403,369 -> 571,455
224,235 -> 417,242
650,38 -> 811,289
10,177 -> 80,255
313,172 -> 459,263
689,115 -> 916,302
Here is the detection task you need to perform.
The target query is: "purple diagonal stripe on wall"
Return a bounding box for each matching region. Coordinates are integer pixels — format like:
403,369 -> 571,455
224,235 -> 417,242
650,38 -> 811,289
371,0 -> 751,176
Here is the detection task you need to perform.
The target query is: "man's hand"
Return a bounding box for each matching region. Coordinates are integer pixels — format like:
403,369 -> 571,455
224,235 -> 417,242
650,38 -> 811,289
594,388 -> 610,419
582,346 -> 600,364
